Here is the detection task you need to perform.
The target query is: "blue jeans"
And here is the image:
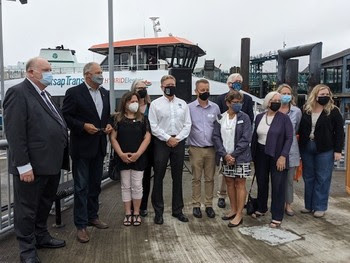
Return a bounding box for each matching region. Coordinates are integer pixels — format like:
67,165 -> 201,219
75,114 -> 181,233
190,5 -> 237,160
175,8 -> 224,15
72,155 -> 104,229
301,141 -> 334,211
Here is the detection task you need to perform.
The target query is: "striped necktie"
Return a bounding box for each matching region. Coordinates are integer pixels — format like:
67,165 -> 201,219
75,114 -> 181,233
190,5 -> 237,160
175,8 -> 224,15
40,91 -> 66,129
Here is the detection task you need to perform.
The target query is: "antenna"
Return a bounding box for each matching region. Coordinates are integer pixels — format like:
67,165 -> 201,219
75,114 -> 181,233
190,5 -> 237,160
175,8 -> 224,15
149,17 -> 161,37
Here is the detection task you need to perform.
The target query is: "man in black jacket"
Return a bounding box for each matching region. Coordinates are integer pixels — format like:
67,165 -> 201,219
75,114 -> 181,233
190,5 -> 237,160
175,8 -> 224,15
215,73 -> 254,208
4,57 -> 69,263
62,62 -> 112,243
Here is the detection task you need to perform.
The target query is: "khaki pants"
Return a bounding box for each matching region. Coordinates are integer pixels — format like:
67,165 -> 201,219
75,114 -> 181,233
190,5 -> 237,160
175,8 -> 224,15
189,146 -> 216,207
217,172 -> 227,198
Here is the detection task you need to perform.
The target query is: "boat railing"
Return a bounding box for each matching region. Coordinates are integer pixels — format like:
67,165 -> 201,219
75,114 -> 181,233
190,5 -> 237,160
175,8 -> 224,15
101,62 -> 169,72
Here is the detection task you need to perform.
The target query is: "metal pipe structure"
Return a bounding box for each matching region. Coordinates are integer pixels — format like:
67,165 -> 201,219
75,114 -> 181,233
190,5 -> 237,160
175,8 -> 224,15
0,0 -> 4,112
108,0 -> 115,113
277,42 -> 322,89
240,38 -> 250,92
285,59 -> 299,95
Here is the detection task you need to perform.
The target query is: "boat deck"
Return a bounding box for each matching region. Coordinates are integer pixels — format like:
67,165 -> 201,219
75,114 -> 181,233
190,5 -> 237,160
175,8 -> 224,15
0,165 -> 350,263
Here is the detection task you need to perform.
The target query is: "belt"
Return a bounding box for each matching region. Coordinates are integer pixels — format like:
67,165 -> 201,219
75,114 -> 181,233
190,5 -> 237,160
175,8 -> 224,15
190,145 -> 213,148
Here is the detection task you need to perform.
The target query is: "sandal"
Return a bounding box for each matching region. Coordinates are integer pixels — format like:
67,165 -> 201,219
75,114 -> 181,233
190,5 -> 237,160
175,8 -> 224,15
269,220 -> 282,228
251,211 -> 265,218
123,214 -> 132,226
133,215 -> 141,226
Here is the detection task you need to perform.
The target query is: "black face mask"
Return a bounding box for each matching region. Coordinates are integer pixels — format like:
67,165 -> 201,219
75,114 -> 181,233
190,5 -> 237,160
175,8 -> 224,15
269,102 -> 281,112
138,89 -> 147,99
317,96 -> 330,106
198,91 -> 210,101
164,86 -> 176,97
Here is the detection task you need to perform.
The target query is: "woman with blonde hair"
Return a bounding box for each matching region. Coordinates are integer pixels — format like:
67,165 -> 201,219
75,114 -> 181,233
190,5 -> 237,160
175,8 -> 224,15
251,91 -> 293,227
277,84 -> 302,216
298,84 -> 344,218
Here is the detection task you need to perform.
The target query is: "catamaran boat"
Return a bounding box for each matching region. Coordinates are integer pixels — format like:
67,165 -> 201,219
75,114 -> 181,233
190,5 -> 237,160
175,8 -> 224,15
3,37 -> 262,108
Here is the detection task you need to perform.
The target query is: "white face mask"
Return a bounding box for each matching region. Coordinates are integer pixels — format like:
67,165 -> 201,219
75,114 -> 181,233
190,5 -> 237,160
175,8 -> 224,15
128,102 -> 139,113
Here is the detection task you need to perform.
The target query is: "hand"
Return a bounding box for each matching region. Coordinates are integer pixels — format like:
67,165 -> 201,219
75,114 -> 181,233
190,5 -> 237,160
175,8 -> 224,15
128,152 -> 141,162
334,152 -> 342,161
104,124 -> 113,134
224,154 -> 235,166
83,123 -> 99,134
276,156 -> 286,171
119,152 -> 131,164
20,170 -> 34,183
166,137 -> 179,148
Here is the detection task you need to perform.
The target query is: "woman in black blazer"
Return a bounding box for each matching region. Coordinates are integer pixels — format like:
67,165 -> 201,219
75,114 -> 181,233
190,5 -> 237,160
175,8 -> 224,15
298,84 -> 344,218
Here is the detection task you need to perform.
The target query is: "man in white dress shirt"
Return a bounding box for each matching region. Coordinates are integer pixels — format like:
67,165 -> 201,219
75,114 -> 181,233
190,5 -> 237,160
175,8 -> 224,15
148,75 -> 192,224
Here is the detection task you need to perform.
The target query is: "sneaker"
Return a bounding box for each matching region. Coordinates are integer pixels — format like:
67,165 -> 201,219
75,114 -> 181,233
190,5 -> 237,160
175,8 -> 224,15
300,208 -> 312,214
313,211 -> 325,218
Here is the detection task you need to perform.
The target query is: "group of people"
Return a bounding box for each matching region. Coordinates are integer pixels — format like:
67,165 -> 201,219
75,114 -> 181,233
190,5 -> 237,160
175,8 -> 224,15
3,57 -> 344,263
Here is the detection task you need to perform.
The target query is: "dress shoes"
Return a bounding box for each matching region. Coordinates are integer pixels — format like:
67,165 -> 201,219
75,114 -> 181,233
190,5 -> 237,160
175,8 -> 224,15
88,219 -> 109,229
172,213 -> 189,222
221,214 -> 236,220
205,207 -> 216,218
154,214 -> 164,225
21,256 -> 41,263
217,198 -> 226,208
77,228 -> 90,243
140,209 -> 148,217
36,236 -> 66,249
228,218 -> 243,228
193,207 -> 202,218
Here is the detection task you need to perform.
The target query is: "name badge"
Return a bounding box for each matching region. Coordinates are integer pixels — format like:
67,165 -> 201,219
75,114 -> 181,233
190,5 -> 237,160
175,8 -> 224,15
237,120 -> 244,124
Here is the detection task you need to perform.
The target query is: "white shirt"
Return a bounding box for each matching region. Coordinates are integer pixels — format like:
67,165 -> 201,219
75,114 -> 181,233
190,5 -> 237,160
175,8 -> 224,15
310,112 -> 321,140
257,113 -> 274,145
148,95 -> 192,141
86,82 -> 103,119
219,112 -> 236,154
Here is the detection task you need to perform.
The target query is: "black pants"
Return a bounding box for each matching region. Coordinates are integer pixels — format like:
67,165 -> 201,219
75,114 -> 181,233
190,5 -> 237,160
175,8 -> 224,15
140,164 -> 152,211
13,173 -> 60,260
255,143 -> 287,221
72,154 -> 104,229
151,138 -> 185,216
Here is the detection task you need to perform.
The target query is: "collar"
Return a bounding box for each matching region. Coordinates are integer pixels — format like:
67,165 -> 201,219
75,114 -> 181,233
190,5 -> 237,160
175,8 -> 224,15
195,99 -> 212,108
27,78 -> 45,95
85,82 -> 101,91
162,95 -> 176,102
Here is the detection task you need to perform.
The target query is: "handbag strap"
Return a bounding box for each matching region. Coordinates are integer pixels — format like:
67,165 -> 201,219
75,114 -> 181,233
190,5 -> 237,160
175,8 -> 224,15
247,173 -> 256,196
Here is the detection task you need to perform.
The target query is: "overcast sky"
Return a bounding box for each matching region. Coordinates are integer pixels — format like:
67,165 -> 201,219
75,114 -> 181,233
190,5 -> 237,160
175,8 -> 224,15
2,0 -> 350,71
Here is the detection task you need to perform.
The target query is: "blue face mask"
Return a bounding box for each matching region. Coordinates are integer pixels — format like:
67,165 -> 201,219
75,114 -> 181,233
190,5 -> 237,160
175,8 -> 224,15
39,71 -> 53,86
281,94 -> 292,104
231,103 -> 242,113
231,82 -> 242,91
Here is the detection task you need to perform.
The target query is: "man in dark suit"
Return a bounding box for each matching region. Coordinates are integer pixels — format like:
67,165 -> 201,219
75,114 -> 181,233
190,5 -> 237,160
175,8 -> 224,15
215,73 -> 254,209
3,57 -> 69,263
62,62 -> 112,243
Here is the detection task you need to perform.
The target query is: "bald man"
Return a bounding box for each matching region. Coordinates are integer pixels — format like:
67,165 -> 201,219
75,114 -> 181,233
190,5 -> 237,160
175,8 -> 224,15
4,57 -> 69,263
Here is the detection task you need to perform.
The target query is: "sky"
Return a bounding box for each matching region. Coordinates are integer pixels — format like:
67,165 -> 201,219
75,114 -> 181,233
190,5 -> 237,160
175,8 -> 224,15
2,0 -> 350,72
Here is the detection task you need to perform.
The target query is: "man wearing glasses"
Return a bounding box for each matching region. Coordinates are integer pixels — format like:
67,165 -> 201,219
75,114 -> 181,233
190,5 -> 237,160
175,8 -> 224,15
148,75 -> 192,224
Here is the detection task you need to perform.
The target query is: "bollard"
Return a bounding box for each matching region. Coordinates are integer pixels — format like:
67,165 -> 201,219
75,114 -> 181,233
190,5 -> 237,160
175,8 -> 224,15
346,123 -> 350,194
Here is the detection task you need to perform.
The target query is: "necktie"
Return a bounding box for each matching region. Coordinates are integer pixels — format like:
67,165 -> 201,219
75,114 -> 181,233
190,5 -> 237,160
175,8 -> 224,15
40,91 -> 66,129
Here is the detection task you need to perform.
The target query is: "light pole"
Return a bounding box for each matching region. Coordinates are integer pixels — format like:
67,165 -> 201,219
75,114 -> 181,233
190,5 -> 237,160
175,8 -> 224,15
0,0 -> 27,136
108,0 -> 115,113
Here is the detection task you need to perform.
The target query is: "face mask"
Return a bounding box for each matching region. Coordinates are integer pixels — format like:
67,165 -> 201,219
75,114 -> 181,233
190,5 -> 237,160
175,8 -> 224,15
128,102 -> 139,113
138,89 -> 147,99
92,74 -> 104,85
231,103 -> 242,113
39,71 -> 53,86
317,96 -> 330,106
231,82 -> 242,91
281,95 -> 292,104
269,102 -> 281,112
198,91 -> 210,101
164,86 -> 176,97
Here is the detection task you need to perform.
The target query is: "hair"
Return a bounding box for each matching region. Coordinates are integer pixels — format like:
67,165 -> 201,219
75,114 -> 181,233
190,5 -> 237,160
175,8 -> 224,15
114,91 -> 143,123
26,57 -> 46,72
263,91 -> 279,109
130,79 -> 151,104
304,84 -> 336,115
160,75 -> 176,85
225,89 -> 242,102
195,78 -> 210,89
277,83 -> 296,105
83,62 -> 100,76
227,73 -> 243,84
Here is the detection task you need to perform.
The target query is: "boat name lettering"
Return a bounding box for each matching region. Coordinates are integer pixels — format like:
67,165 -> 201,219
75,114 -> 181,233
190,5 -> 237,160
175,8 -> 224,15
52,76 -> 85,87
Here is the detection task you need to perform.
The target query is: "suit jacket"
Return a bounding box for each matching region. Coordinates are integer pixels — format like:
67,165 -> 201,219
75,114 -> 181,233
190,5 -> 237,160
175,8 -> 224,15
212,111 -> 252,165
62,82 -> 111,159
3,79 -> 69,175
216,91 -> 254,123
251,111 -> 293,167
